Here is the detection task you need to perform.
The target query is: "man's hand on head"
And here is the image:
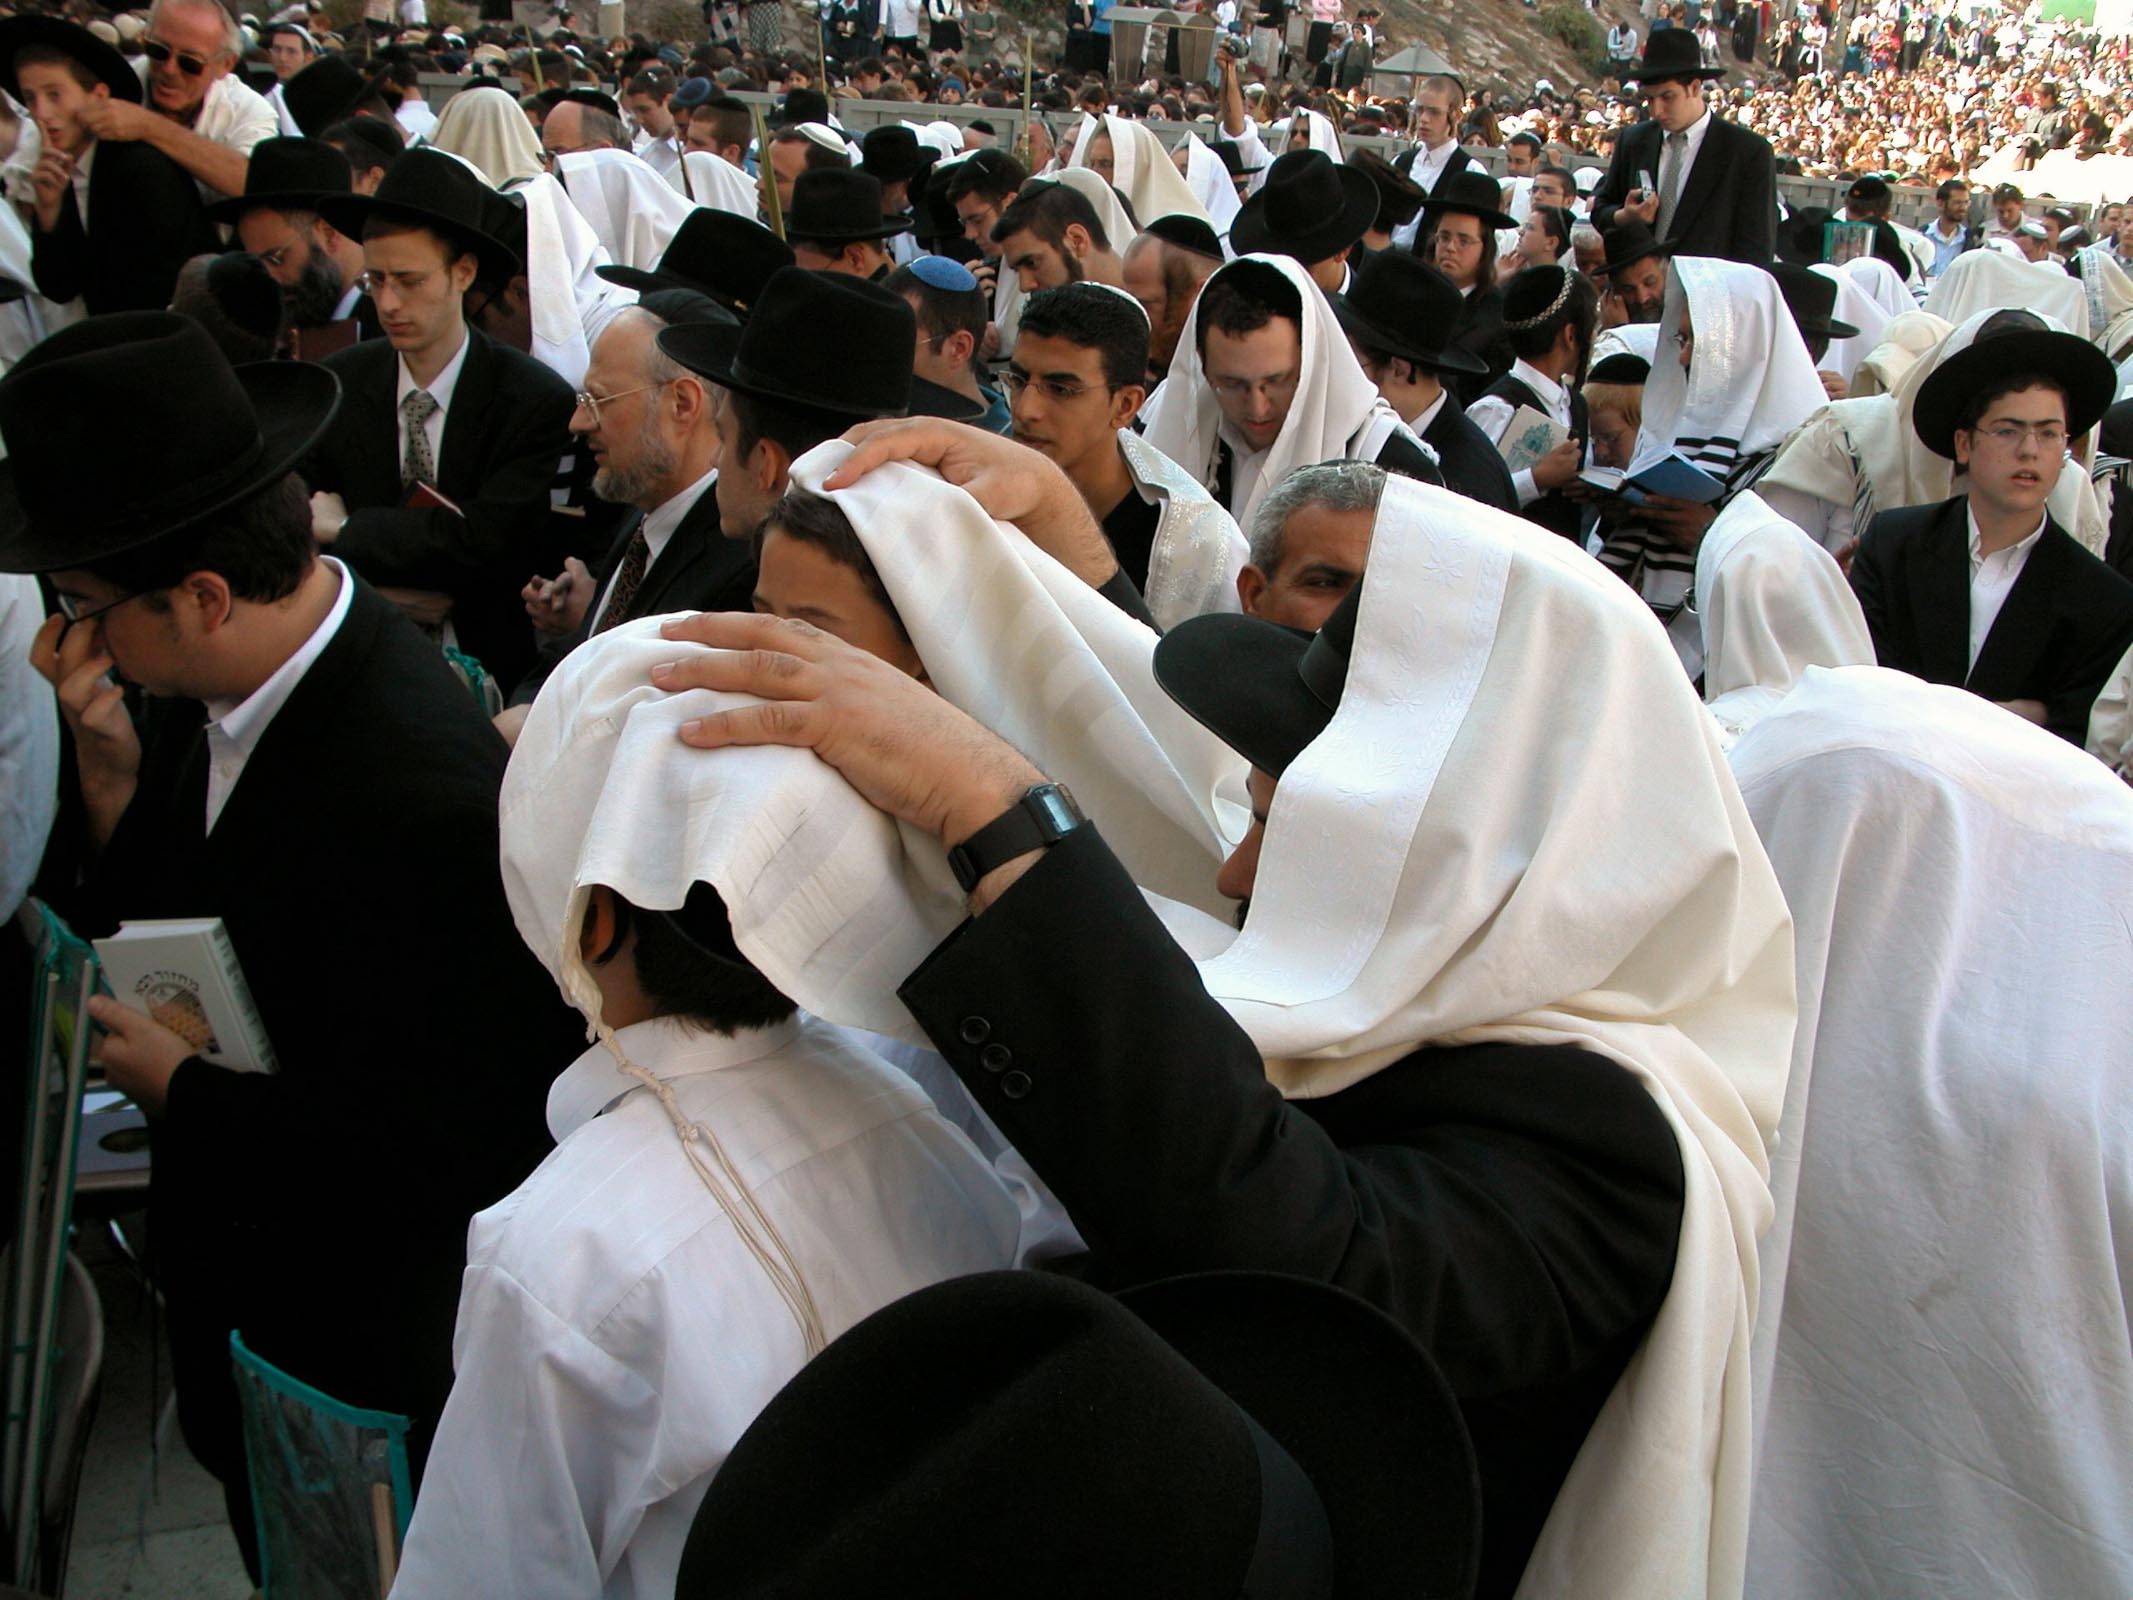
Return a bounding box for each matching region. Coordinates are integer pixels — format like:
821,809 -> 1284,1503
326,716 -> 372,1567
650,610 -> 1044,849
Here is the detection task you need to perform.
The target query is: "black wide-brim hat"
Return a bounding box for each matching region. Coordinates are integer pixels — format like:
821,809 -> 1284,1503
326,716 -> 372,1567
785,168 -> 912,243
1912,325 -> 2117,459
1634,25 -> 1723,81
284,54 -> 380,137
1768,260 -> 1859,342
860,123 -> 928,184
1419,167 -> 1516,233
1775,205 -> 1831,268
1331,251 -> 1489,376
0,311 -> 340,574
204,135 -> 355,223
1154,578 -> 1362,777
0,14 -> 141,105
318,147 -> 521,283
672,1270 -> 1479,1600
1600,218 -> 1669,274
657,267 -> 916,419
1230,148 -> 1380,265
596,208 -> 795,316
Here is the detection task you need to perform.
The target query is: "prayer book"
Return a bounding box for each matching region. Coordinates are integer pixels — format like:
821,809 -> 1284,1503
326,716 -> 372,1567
1622,451 -> 1728,505
404,480 -> 465,517
1491,405 -> 1570,474
93,919 -> 279,1074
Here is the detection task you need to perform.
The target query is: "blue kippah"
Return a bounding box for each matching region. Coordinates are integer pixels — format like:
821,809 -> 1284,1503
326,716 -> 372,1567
671,76 -> 713,110
910,255 -> 978,292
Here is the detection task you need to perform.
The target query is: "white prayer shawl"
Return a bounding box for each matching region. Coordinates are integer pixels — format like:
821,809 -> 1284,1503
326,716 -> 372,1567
1148,475 -> 1795,1600
1838,255 -> 1914,326
1069,112 -> 1211,227
2087,639 -> 2133,777
1139,252 -> 1412,527
1277,107 -> 1343,160
1731,665 -> 2133,1600
1846,308 -> 1947,397
1590,320 -> 1660,370
556,148 -> 695,272
1693,491 -> 1874,744
2075,242 -> 2133,362
1758,308 -> 2110,555
787,443 -> 1245,921
428,86 -> 546,186
671,150 -> 761,219
508,173 -> 628,390
1925,244 -> 2090,339
1045,165 -> 1139,254
1118,427 -> 1249,628
1178,131 -> 1242,235
1809,262 -> 1892,382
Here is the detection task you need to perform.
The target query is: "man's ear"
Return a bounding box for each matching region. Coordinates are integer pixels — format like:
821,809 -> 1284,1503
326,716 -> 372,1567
578,884 -> 619,964
1064,223 -> 1092,260
176,570 -> 236,635
1952,428 -> 1972,473
753,436 -> 791,497
1111,381 -> 1147,431
1236,563 -> 1269,617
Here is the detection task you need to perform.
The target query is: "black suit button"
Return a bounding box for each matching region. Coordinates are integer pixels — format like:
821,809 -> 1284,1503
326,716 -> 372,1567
959,1016 -> 991,1044
999,1070 -> 1032,1100
979,1043 -> 1012,1074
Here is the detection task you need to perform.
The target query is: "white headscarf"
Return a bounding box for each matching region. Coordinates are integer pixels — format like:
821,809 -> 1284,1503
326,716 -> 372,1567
784,442 -> 1246,922
1693,491 -> 1874,743
1044,165 -> 1139,254
1758,307 -> 2110,554
671,149 -> 761,219
1925,244 -> 2090,338
1731,665 -> 2133,1600
1810,262 -> 1892,382
1069,113 -> 1212,227
428,85 -> 545,186
506,172 -> 630,389
1152,474 -> 1795,1600
1275,107 -> 1343,161
1846,307 -> 1948,397
1177,130 -> 1242,235
1139,252 -> 1410,526
554,148 -> 697,272
1633,257 -> 1826,485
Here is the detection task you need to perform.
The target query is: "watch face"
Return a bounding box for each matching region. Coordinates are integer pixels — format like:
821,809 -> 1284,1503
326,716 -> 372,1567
1028,784 -> 1082,835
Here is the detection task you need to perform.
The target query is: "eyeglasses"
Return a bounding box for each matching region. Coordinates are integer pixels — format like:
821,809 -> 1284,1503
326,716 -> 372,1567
55,589 -> 142,626
573,380 -> 672,427
1208,371 -> 1302,403
354,268 -> 436,297
1001,369 -> 1104,402
254,240 -> 300,271
1974,421 -> 2068,449
142,37 -> 217,75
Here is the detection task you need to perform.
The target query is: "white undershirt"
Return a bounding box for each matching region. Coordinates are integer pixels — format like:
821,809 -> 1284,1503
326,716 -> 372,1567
1966,502 -> 2046,674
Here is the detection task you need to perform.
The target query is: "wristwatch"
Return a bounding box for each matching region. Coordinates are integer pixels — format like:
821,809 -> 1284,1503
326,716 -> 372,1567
947,783 -> 1087,893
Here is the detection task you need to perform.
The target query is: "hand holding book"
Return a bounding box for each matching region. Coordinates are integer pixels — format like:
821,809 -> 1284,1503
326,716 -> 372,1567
84,994 -> 196,1115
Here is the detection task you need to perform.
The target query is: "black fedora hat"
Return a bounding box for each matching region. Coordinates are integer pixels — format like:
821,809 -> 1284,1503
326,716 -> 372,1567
1419,167 -> 1516,233
672,1270 -> 1479,1600
774,85 -> 830,129
860,123 -> 929,185
0,14 -> 140,104
1348,147 -> 1427,231
785,168 -> 912,244
1633,26 -> 1723,82
284,55 -> 375,137
318,148 -> 521,282
657,267 -> 915,419
1155,575 -> 1362,777
1211,137 -> 1261,179
0,311 -> 340,574
597,209 -> 796,315
1332,251 -> 1489,376
204,136 -> 354,224
1230,149 -> 1380,266
1600,218 -> 1669,274
1775,204 -> 1832,267
1768,261 -> 1859,343
1912,313 -> 2117,459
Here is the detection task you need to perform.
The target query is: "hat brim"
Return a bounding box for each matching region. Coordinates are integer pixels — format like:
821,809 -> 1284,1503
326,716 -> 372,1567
1330,292 -> 1490,377
596,262 -> 742,309
1118,1273 -> 1480,1600
316,192 -> 523,281
204,187 -> 341,224
0,360 -> 342,574
1912,329 -> 2119,458
1421,193 -> 1519,233
1602,237 -> 1669,274
1152,612 -> 1328,777
661,321 -> 903,418
1799,313 -> 1861,341
1228,164 -> 1381,264
784,215 -> 915,244
0,14 -> 142,105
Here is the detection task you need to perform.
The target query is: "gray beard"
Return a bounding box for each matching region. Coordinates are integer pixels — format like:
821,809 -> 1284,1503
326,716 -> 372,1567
592,418 -> 680,507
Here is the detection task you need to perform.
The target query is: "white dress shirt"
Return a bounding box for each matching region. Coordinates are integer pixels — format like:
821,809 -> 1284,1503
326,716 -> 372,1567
883,0 -> 923,34
390,1015 -> 1020,1600
394,332 -> 471,482
633,130 -> 682,181
268,80 -> 302,138
590,466 -> 717,630
396,97 -> 438,142
135,63 -> 277,197
201,558 -> 354,832
1966,503 -> 2045,674
1392,137 -> 1461,249
1465,358 -> 1570,507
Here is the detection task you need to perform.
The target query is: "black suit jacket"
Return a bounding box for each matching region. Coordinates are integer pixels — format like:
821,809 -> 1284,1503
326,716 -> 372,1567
1449,284 -> 1513,402
1395,142 -> 1481,196
1422,392 -> 1519,514
511,481 -> 756,704
69,578 -> 577,1477
30,139 -> 218,313
1852,495 -> 2133,744
1591,115 -> 1777,266
304,328 -> 577,688
900,828 -> 1684,1600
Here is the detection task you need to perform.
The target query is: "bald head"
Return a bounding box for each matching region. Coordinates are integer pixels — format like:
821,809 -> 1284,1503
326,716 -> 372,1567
543,100 -> 628,158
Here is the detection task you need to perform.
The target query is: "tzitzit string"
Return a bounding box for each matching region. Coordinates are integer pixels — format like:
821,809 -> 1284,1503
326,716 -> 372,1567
591,1014 -> 828,1357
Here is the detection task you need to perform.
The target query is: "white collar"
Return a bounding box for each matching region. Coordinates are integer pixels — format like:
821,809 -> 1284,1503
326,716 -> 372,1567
640,463 -> 719,558
1409,385 -> 1449,433
546,1014 -> 805,1142
332,280 -> 363,322
203,557 -> 354,748
1965,501 -> 2048,567
1508,358 -> 1567,413
395,326 -> 471,415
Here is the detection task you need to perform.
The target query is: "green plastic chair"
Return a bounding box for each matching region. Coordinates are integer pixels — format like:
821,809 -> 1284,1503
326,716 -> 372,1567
230,1333 -> 413,1600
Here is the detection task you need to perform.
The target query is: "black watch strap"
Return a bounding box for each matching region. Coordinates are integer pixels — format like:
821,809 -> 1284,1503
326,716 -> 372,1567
947,783 -> 1087,892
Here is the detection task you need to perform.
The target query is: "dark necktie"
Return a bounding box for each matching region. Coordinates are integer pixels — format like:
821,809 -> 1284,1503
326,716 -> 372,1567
593,527 -> 651,633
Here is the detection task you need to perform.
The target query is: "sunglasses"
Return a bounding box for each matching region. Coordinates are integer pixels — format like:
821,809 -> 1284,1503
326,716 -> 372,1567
142,37 -> 219,75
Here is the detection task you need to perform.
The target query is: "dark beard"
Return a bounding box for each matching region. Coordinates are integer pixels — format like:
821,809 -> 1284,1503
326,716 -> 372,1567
1233,896 -> 1250,930
286,250 -> 346,328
